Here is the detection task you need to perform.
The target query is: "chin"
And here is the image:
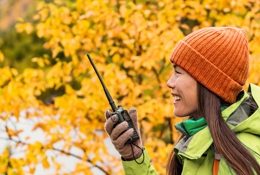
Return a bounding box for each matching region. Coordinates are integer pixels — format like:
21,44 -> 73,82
174,111 -> 188,117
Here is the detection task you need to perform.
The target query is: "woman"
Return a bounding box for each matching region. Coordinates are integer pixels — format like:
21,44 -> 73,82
105,27 -> 260,175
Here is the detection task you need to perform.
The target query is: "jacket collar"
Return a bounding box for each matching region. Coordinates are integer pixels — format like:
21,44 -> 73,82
175,86 -> 251,159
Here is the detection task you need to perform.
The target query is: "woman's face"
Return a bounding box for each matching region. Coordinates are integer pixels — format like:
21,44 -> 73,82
167,65 -> 199,117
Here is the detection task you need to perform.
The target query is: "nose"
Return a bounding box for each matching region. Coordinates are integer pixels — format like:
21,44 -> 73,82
167,73 -> 175,89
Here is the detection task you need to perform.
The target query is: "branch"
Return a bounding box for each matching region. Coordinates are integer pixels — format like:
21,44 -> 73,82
52,147 -> 109,175
165,117 -> 174,144
0,137 -> 110,175
152,67 -> 161,83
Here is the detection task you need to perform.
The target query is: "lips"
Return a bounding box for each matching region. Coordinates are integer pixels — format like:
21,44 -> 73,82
171,93 -> 181,104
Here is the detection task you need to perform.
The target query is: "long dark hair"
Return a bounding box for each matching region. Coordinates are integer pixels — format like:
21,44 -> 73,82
167,83 -> 260,175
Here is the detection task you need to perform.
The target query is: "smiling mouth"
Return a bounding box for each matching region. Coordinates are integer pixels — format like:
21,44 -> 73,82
171,93 -> 181,103
174,96 -> 181,103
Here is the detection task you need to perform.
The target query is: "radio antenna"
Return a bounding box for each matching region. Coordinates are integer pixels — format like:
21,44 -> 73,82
86,54 -> 117,112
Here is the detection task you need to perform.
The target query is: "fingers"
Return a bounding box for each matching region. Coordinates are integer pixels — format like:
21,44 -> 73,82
104,109 -> 116,135
112,128 -> 134,149
128,107 -> 139,130
104,114 -> 118,135
110,121 -> 129,140
105,110 -> 112,119
128,107 -> 137,122
104,107 -> 139,145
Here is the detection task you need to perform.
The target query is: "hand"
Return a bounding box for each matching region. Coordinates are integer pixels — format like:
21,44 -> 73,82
104,107 -> 143,160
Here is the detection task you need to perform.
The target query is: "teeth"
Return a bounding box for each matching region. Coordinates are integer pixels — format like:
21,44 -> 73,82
174,96 -> 181,101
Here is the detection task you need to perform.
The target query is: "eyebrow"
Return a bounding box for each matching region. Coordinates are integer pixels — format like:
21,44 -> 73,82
173,64 -> 177,69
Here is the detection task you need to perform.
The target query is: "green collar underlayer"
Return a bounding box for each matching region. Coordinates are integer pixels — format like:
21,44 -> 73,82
175,105 -> 229,137
175,117 -> 207,137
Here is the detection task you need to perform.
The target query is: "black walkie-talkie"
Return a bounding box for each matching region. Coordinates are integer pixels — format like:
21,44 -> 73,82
86,54 -> 139,144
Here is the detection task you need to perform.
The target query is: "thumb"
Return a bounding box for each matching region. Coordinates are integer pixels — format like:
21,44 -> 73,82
128,107 -> 138,129
128,107 -> 142,146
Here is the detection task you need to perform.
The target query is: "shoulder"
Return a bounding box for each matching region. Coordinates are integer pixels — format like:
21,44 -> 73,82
236,132 -> 260,161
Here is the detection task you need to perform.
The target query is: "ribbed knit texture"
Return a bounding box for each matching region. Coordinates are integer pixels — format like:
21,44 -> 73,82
170,27 -> 249,103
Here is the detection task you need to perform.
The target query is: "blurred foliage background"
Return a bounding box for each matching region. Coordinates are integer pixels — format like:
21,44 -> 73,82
0,0 -> 260,174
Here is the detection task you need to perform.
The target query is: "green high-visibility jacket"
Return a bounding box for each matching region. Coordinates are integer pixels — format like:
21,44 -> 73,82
122,84 -> 260,175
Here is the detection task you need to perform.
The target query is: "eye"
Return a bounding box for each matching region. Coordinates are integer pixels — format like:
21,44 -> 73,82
174,69 -> 181,74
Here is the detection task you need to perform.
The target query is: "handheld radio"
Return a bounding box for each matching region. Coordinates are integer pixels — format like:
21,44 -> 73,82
86,54 -> 139,144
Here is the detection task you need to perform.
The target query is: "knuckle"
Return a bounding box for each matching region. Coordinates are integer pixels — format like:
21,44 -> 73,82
104,123 -> 109,131
122,121 -> 128,128
111,115 -> 118,123
128,128 -> 134,135
112,138 -> 120,148
111,139 -> 117,146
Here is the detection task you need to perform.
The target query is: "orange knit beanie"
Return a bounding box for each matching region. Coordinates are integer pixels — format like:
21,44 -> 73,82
170,27 -> 249,103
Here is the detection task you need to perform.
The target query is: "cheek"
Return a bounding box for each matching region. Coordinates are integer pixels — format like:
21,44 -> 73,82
174,93 -> 198,116
174,79 -> 198,116
185,88 -> 198,111
186,80 -> 198,109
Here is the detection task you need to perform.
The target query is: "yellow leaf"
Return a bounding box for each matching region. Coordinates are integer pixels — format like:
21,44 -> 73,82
0,51 -> 4,62
42,156 -> 50,169
15,22 -> 34,34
